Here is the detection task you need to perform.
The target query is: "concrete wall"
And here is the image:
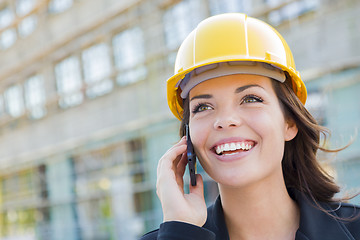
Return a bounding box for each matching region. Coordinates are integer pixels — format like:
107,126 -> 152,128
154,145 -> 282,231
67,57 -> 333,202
0,0 -> 359,239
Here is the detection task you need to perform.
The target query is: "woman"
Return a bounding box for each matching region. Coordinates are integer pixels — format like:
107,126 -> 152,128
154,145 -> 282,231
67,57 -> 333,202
141,13 -> 360,240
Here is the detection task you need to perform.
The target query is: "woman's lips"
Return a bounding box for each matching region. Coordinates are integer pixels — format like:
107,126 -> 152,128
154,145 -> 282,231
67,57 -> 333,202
214,141 -> 255,155
210,138 -> 257,162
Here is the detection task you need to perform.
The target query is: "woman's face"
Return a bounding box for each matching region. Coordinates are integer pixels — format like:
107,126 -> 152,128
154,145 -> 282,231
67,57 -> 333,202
188,74 -> 298,188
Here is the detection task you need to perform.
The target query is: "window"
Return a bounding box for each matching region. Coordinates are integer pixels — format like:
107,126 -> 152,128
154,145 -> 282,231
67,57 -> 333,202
112,27 -> 147,86
18,16 -> 37,37
0,7 -> 17,49
16,0 -> 37,37
0,7 -> 14,27
209,0 -> 251,15
0,29 -> 17,49
1,170 -> 37,239
0,95 -> 5,116
55,56 -> 83,108
305,90 -> 327,125
48,0 -> 73,14
266,0 -> 319,26
24,75 -> 47,119
4,85 -> 25,118
82,43 -> 113,98
73,139 -> 147,239
163,0 -> 205,50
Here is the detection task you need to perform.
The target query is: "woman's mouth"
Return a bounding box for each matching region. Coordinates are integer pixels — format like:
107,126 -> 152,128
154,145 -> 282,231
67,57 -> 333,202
213,141 -> 256,156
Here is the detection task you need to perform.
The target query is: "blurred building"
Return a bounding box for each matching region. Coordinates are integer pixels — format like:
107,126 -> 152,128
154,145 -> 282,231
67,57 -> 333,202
0,0 -> 359,239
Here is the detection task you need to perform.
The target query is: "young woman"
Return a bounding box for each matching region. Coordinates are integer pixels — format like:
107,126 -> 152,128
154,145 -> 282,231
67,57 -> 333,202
141,13 -> 360,240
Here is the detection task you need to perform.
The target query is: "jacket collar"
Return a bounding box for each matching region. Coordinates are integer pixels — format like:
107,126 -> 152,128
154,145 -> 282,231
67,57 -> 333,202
205,196 -> 229,240
290,189 -> 356,240
206,189 -> 355,240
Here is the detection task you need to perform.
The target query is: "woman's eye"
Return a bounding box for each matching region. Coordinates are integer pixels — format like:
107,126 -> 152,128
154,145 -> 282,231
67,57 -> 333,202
242,95 -> 263,104
192,104 -> 212,113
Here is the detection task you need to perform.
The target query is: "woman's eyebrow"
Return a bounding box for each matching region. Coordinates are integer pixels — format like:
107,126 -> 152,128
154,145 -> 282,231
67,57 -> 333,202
190,84 -> 263,101
235,84 -> 264,93
190,94 -> 213,102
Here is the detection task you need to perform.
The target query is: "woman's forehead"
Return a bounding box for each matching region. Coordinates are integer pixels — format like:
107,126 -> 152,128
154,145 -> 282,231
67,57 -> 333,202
189,74 -> 273,97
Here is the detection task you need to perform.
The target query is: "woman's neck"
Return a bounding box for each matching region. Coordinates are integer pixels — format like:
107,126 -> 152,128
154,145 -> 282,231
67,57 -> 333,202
218,180 -> 300,240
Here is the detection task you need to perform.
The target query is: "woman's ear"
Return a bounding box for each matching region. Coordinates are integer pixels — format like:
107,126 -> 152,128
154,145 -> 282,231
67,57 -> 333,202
284,118 -> 298,141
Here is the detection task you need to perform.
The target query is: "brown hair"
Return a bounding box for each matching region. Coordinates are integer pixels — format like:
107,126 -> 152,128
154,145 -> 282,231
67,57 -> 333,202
273,77 -> 340,202
179,75 -> 342,203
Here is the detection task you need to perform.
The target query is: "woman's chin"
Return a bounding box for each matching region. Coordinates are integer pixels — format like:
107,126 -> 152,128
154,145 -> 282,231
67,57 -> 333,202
211,171 -> 255,189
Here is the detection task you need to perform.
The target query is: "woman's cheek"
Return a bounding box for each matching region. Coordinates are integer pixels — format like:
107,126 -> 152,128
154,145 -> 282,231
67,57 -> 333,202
189,121 -> 210,156
247,110 -> 276,134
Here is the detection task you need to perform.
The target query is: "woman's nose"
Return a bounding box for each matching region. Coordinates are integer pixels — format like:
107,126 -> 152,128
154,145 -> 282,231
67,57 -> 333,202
213,111 -> 242,130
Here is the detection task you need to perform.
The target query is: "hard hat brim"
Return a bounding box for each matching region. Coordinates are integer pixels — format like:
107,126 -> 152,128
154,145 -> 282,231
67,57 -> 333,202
167,59 -> 306,121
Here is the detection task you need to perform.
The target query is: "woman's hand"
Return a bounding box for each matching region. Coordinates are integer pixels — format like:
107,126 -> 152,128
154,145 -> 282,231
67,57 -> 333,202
156,136 -> 207,227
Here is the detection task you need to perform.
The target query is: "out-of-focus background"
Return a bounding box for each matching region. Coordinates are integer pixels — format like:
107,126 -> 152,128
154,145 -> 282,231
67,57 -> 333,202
0,0 -> 359,239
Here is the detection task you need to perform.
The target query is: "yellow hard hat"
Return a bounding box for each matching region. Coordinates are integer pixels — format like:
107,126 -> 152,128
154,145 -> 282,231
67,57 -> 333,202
167,13 -> 307,120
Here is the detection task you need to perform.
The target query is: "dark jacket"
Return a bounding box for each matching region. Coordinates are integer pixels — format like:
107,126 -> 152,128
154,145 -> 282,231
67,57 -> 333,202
140,189 -> 360,240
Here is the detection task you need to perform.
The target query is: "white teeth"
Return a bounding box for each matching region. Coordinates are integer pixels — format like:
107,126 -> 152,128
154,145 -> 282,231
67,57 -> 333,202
215,142 -> 254,155
216,146 -> 222,155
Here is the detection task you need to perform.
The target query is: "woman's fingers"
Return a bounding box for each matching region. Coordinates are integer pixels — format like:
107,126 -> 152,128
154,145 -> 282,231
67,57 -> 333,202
156,137 -> 207,227
157,137 -> 186,179
177,152 -> 188,174
156,137 -> 187,195
189,174 -> 204,197
175,153 -> 188,188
